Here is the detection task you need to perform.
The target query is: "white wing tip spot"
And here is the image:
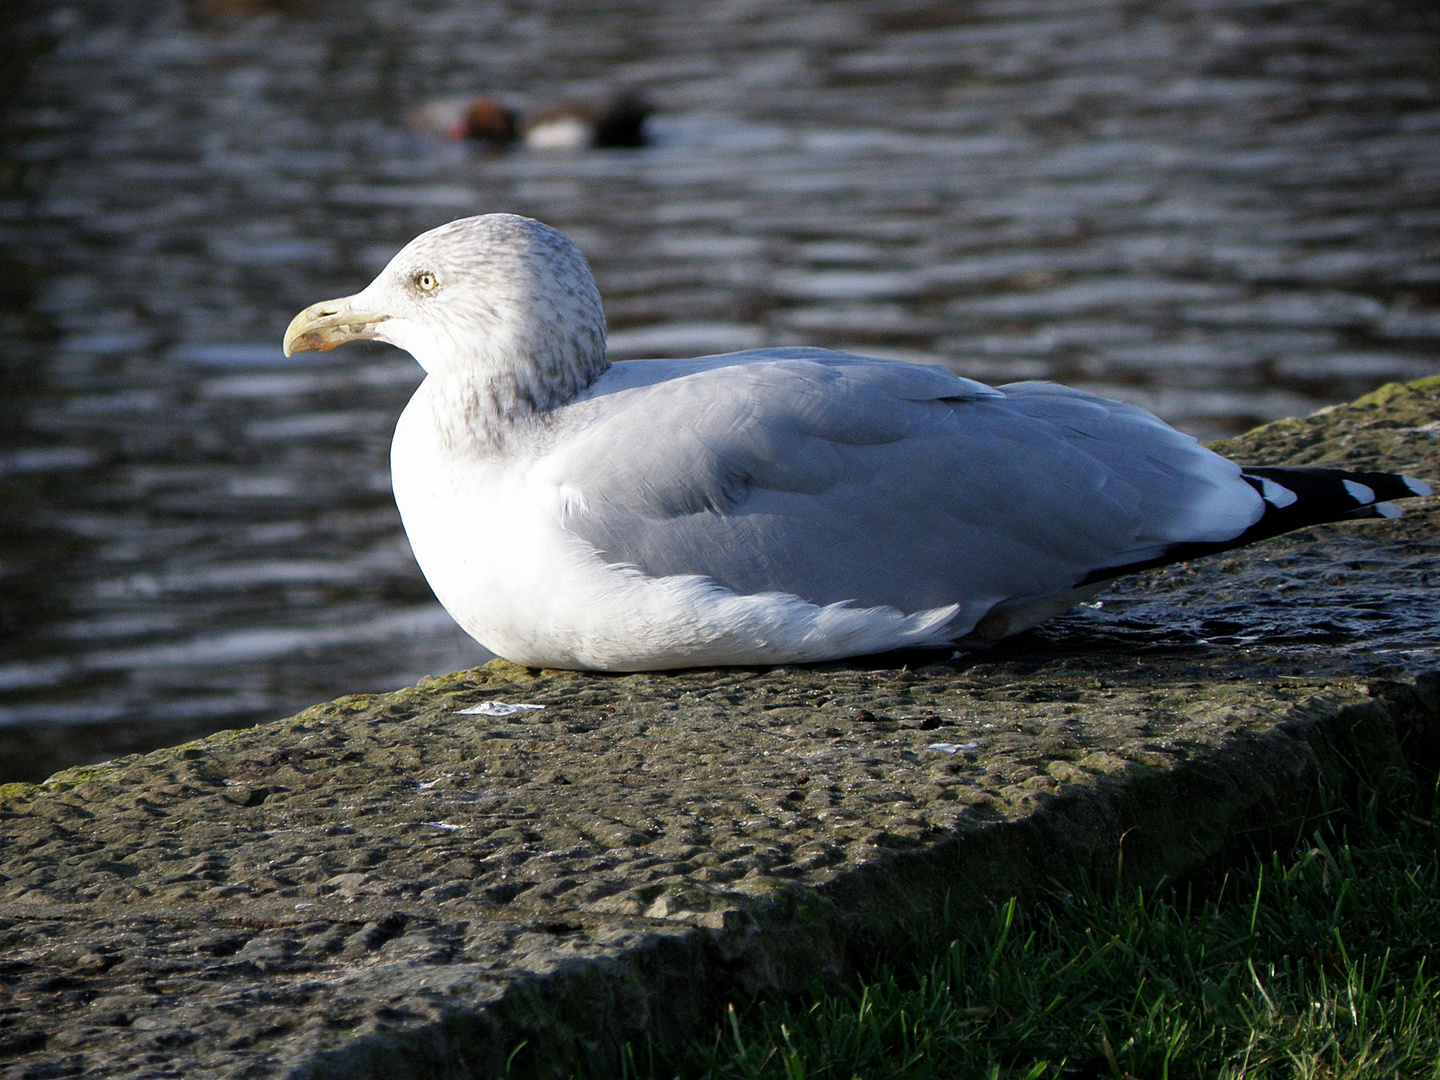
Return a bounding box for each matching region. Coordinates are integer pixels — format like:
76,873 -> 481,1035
1403,476 -> 1432,497
1373,501 -> 1402,519
1342,479 -> 1376,504
1254,476 -> 1297,507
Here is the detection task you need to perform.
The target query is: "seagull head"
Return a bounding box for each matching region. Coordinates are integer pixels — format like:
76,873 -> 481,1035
284,213 -> 608,410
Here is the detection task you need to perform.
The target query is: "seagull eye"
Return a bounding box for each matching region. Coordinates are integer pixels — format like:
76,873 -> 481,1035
414,271 -> 439,293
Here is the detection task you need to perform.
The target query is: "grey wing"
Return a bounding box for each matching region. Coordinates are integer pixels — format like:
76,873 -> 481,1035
544,356 -> 1262,615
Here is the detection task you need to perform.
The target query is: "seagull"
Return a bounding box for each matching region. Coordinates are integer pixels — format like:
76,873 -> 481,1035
284,214 -> 1431,671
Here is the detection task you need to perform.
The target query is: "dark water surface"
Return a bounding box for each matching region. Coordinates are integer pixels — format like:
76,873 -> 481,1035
2,0 -> 1438,779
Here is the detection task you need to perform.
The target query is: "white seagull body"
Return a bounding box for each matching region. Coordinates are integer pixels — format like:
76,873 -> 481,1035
284,214 -> 1429,671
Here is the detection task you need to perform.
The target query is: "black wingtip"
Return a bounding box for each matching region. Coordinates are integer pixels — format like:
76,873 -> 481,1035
1240,466 -> 1429,526
1079,464 -> 1429,587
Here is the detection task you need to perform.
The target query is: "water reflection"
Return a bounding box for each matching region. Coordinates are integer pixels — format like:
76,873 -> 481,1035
1,0 -> 1438,779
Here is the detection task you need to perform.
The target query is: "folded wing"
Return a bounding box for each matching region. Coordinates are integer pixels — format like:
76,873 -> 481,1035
543,350 -> 1263,624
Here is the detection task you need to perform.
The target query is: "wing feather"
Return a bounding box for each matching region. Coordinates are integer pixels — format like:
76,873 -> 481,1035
540,352 -> 1262,618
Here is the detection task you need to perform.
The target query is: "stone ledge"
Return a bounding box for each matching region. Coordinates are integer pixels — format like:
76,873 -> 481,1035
1,377 -> 1438,1079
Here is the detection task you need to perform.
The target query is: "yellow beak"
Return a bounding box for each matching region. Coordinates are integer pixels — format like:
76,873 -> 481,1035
283,298 -> 391,356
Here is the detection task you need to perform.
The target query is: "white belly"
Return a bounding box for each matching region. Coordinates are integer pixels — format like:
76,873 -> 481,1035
389,390 -> 968,671
391,404 -> 592,666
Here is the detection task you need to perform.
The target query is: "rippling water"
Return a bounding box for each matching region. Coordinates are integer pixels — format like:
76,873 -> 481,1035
1,0 -> 1438,779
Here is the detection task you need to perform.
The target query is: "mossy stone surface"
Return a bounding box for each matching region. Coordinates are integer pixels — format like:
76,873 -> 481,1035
1,379 -> 1438,1079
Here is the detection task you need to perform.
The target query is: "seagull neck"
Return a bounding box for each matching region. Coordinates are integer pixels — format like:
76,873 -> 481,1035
424,357 -> 611,453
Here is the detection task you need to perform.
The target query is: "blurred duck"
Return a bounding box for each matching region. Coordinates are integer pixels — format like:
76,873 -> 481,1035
407,98 -> 518,151
408,94 -> 652,152
521,94 -> 652,150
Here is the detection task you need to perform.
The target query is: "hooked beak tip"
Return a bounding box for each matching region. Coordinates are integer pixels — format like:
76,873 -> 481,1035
283,299 -> 390,358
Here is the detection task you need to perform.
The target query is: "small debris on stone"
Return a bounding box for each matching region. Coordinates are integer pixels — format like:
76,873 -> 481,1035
927,742 -> 980,754
903,716 -> 945,730
457,701 -> 547,716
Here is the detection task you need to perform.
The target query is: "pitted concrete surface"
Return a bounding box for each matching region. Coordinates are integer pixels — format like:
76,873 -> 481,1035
0,379 -> 1438,1078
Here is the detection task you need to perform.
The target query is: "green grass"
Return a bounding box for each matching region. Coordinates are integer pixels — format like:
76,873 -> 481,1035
628,777 -> 1440,1080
